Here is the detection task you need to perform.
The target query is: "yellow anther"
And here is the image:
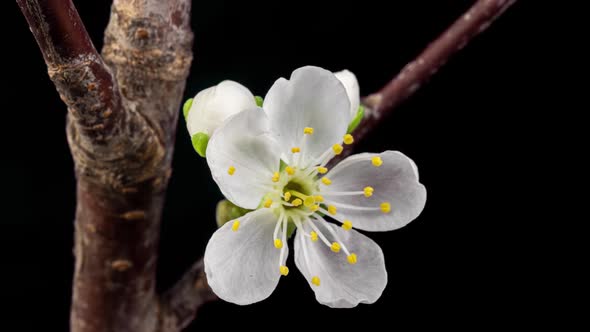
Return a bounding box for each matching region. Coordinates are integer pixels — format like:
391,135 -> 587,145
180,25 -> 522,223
274,239 -> 283,249
310,231 -> 318,242
328,205 -> 337,215
314,195 -> 324,203
285,166 -> 295,175
227,166 -> 236,175
343,134 -> 354,145
311,276 -> 321,286
283,192 -> 292,201
321,177 -> 332,185
347,253 -> 358,265
303,127 -> 314,135
304,196 -> 315,207
310,204 -> 320,212
342,220 -> 353,231
231,220 -> 240,232
272,172 -> 280,182
332,144 -> 343,155
291,147 -> 301,153
371,156 -> 383,167
292,198 -> 303,207
380,202 -> 391,213
280,265 -> 289,276
317,166 -> 328,174
264,199 -> 273,208
364,186 -> 374,197
330,242 -> 341,253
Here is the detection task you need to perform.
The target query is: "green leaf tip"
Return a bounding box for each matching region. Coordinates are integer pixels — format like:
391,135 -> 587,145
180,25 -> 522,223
182,98 -> 194,118
216,200 -> 252,228
191,132 -> 209,157
255,96 -> 264,107
347,105 -> 365,134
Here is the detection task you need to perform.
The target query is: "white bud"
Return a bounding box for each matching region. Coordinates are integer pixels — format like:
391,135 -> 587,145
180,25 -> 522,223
186,80 -> 256,136
334,69 -> 360,119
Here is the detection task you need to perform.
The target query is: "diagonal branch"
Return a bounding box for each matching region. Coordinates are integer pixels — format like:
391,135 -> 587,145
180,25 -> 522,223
159,259 -> 217,332
332,0 -> 517,165
16,0 -> 122,140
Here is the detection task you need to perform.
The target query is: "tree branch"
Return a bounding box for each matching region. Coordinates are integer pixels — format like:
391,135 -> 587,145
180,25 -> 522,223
18,1 -> 195,332
332,0 -> 517,165
159,259 -> 217,332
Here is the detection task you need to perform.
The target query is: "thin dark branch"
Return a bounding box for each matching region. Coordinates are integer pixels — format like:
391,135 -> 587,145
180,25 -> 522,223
331,0 -> 517,166
159,259 -> 217,331
16,0 -> 122,137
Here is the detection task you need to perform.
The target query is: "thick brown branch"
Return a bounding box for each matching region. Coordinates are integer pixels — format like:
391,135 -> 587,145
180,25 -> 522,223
68,0 -> 194,330
16,0 -> 163,190
332,0 -> 517,165
159,259 -> 217,332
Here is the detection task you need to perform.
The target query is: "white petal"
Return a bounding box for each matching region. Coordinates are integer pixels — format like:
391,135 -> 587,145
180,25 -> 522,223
294,221 -> 387,308
187,80 -> 256,136
334,69 -> 360,119
206,108 -> 281,209
321,151 -> 426,232
204,209 -> 285,305
263,66 -> 351,165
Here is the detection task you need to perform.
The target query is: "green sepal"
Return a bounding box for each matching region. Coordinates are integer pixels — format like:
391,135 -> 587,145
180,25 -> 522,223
182,98 -> 194,118
347,105 -> 365,134
191,132 -> 209,157
255,96 -> 264,107
216,200 -> 252,228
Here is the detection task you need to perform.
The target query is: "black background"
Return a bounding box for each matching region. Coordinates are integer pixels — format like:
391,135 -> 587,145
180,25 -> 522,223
1,0 -> 546,330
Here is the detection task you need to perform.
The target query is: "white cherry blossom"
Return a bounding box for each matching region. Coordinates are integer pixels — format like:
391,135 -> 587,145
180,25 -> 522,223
204,66 -> 426,308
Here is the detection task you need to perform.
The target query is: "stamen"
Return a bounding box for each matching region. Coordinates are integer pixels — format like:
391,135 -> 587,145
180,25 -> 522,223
310,204 -> 320,212
292,198 -> 303,207
332,144 -> 343,155
311,276 -> 321,286
330,242 -> 341,253
274,239 -> 283,249
272,172 -> 280,182
347,253 -> 358,265
327,205 -> 337,215
343,134 -> 354,145
364,186 -> 374,197
322,199 -> 388,212
321,177 -> 332,185
283,192 -> 292,201
317,166 -> 328,174
294,218 -> 319,287
380,202 -> 391,213
321,190 -> 363,197
371,156 -> 383,167
227,166 -> 236,175
303,127 -> 314,135
312,215 -> 352,256
310,231 -> 318,242
264,199 -> 273,208
285,166 -> 295,175
231,220 -> 240,232
341,220 -> 353,231
280,265 -> 289,276
291,147 -> 301,153
306,219 -> 332,247
273,216 -> 283,245
314,195 -> 324,202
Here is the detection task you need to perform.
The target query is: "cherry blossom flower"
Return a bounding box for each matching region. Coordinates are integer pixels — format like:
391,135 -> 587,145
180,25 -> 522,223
203,66 -> 426,308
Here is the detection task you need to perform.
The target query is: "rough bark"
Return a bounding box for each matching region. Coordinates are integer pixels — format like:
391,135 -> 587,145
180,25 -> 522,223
331,0 -> 518,166
16,0 -> 209,331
